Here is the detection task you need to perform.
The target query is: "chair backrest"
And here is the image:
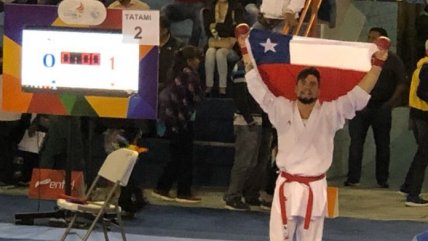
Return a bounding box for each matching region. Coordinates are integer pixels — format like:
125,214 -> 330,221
98,148 -> 139,186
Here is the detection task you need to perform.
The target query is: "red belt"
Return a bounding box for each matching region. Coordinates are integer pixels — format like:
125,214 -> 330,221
278,171 -> 325,231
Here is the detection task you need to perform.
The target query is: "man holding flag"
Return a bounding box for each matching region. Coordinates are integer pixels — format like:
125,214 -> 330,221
238,26 -> 389,241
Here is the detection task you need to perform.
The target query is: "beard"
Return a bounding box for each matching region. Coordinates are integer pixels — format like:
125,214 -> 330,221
297,96 -> 317,105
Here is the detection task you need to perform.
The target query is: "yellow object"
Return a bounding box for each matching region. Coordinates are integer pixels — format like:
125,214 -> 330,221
409,57 -> 428,111
326,186 -> 339,218
128,144 -> 149,153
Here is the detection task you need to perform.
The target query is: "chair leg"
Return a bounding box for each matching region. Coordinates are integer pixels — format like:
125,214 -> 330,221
60,214 -> 78,241
102,218 -> 110,241
116,209 -> 127,241
82,210 -> 105,241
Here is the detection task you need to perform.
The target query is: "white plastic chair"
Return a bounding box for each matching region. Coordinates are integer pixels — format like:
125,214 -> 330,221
57,148 -> 139,241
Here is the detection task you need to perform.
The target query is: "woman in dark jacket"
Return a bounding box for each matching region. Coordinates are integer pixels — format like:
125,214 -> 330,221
152,45 -> 205,203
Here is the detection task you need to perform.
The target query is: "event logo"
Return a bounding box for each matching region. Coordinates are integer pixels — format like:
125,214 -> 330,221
34,178 -> 75,190
58,0 -> 107,25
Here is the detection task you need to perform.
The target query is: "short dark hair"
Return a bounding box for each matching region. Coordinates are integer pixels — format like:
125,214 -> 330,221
297,67 -> 320,84
160,15 -> 170,30
369,27 -> 388,37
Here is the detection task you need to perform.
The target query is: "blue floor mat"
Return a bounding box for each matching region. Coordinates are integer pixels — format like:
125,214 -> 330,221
1,194 -> 427,241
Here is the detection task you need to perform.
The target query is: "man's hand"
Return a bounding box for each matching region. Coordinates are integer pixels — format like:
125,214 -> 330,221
235,23 -> 251,66
235,23 -> 250,53
371,36 -> 390,67
359,36 -> 391,93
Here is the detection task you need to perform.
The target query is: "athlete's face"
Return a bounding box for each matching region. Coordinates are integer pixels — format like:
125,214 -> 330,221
295,74 -> 319,105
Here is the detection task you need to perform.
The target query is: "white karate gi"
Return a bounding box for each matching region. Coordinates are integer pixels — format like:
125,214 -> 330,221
260,0 -> 306,19
245,69 -> 370,241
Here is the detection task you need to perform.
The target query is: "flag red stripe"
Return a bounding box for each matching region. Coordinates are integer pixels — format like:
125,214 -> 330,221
258,64 -> 365,102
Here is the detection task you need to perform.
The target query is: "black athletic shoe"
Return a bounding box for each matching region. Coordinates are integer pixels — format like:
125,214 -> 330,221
405,196 -> 428,207
225,198 -> 250,211
260,200 -> 272,210
245,198 -> 261,206
344,180 -> 360,187
378,182 -> 389,189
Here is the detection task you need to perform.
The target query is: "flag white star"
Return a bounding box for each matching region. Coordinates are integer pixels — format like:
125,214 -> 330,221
260,38 -> 278,53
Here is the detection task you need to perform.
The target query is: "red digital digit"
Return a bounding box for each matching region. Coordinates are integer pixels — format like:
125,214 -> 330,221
61,52 -> 70,64
81,53 -> 91,65
91,53 -> 100,65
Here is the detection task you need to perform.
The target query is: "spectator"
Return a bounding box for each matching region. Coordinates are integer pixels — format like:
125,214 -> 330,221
223,59 -> 274,211
159,15 -> 186,93
149,16 -> 188,138
92,117 -> 148,217
259,129 -> 278,210
400,39 -> 428,207
416,4 -> 428,60
15,114 -> 49,186
38,115 -> 84,171
108,0 -> 149,10
203,0 -> 245,97
0,52 -> 28,187
345,27 -> 408,188
152,45 -> 204,203
114,127 -> 148,217
253,0 -> 305,31
161,0 -> 207,47
239,0 -> 261,25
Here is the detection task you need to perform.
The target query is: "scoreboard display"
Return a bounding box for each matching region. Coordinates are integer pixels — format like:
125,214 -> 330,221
21,26 -> 140,96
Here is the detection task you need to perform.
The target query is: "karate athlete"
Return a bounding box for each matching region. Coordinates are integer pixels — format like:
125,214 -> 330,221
244,39 -> 390,241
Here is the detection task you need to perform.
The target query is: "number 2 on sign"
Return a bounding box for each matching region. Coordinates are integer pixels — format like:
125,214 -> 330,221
134,26 -> 142,40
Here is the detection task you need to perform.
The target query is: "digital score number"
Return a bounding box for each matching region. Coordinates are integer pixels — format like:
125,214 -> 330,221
61,52 -> 100,65
42,52 -> 116,69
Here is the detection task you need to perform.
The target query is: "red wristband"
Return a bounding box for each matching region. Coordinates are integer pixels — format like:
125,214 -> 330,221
371,57 -> 385,67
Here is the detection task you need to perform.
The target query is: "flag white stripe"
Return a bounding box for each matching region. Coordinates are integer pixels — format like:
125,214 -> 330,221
289,36 -> 378,72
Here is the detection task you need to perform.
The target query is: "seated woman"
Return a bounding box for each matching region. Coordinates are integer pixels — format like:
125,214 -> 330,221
203,0 -> 245,97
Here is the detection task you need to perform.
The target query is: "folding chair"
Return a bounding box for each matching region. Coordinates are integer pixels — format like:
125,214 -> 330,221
57,148 -> 139,241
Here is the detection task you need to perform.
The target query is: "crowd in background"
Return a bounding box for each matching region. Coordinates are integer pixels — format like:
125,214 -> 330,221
1,0 -> 428,221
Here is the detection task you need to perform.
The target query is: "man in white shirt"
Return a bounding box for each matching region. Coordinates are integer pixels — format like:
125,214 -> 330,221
254,0 -> 305,31
244,38 -> 389,241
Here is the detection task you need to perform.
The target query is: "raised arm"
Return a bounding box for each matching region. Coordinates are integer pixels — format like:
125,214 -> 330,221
244,62 -> 289,129
358,36 -> 390,93
244,62 -> 273,106
357,66 -> 383,93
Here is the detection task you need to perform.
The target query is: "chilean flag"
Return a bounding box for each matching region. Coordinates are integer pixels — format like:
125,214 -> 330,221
246,29 -> 378,101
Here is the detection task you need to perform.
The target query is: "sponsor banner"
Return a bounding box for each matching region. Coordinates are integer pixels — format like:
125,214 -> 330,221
28,168 -> 85,200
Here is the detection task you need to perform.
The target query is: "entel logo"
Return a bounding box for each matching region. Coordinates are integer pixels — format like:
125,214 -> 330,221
35,178 -> 75,189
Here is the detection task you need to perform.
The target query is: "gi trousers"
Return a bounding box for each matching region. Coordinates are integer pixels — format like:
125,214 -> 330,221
270,181 -> 324,241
